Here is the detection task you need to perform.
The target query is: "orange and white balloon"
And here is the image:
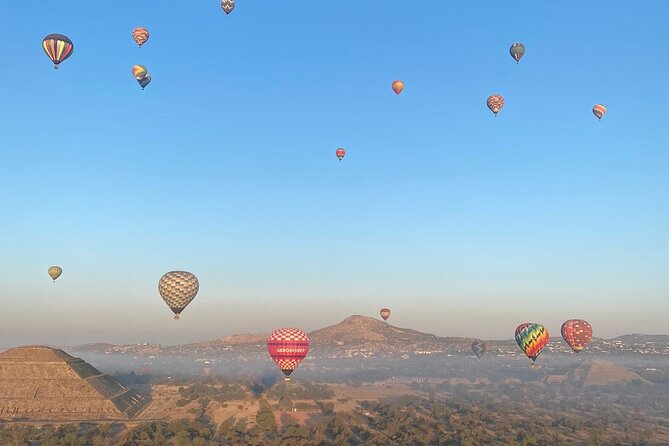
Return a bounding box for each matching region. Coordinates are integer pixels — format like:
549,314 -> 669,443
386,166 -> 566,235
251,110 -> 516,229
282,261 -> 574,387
132,27 -> 149,47
593,104 -> 606,121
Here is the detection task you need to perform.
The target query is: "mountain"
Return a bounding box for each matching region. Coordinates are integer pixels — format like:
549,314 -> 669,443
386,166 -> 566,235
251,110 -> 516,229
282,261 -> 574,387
186,333 -> 268,348
612,334 -> 669,343
69,342 -> 117,353
309,315 -> 471,353
65,317 -> 669,357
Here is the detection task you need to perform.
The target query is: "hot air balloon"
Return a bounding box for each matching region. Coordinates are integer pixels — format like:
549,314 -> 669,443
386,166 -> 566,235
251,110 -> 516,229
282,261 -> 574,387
267,328 -> 309,381
509,43 -> 525,63
593,104 -> 606,120
138,364 -> 150,375
471,340 -> 487,359
158,271 -> 199,319
132,27 -> 150,47
132,65 -> 147,80
380,308 -> 391,321
487,95 -> 505,116
48,266 -> 62,282
515,323 -> 549,364
391,80 -> 404,96
561,319 -> 593,353
42,34 -> 73,69
221,0 -> 235,14
336,148 -> 345,161
138,74 -> 151,90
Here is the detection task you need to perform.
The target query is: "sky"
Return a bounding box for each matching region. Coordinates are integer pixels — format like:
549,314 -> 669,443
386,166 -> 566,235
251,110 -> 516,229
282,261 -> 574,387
1,1 -> 668,347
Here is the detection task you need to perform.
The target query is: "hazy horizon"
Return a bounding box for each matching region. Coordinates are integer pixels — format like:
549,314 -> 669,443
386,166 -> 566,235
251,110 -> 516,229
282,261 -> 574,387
1,1 -> 668,347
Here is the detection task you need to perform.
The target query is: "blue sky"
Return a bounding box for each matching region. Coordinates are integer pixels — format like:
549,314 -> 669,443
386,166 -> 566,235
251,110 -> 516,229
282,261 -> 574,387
1,1 -> 668,346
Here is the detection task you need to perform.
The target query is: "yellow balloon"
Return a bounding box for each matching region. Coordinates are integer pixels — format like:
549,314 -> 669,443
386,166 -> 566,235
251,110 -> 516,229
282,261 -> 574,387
48,266 -> 62,282
132,65 -> 147,80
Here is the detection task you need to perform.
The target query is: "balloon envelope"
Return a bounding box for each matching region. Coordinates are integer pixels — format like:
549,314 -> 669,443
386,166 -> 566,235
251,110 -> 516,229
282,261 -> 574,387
132,27 -> 149,47
471,340 -> 487,359
132,65 -> 147,80
48,266 -> 62,282
267,328 -> 309,381
221,0 -> 235,14
509,43 -> 525,63
138,74 -> 151,89
391,80 -> 404,95
336,148 -> 345,161
487,95 -> 505,115
561,319 -> 593,353
42,34 -> 73,69
158,271 -> 199,319
515,323 -> 549,362
380,308 -> 391,321
593,104 -> 607,120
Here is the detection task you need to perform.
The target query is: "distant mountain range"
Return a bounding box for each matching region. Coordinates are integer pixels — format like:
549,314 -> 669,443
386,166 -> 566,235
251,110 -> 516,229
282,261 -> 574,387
67,315 -> 669,356
611,334 -> 669,343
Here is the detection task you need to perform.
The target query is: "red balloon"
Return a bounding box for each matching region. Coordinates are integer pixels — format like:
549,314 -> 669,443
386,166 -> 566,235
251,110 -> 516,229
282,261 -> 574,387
336,148 -> 345,161
380,308 -> 391,321
267,328 -> 309,381
561,319 -> 593,353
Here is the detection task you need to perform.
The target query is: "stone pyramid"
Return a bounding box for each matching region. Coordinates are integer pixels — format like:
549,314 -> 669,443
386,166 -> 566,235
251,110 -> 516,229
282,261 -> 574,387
0,346 -> 148,421
568,359 -> 650,386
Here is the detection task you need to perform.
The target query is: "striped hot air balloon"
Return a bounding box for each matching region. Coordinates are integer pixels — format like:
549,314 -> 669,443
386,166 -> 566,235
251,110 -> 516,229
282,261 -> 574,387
391,80 -> 404,95
561,319 -> 593,353
336,148 -> 345,161
487,94 -> 505,116
132,65 -> 147,80
221,0 -> 235,14
132,27 -> 150,47
42,34 -> 73,69
509,43 -> 525,63
515,323 -> 549,364
267,328 -> 309,381
593,104 -> 607,120
380,308 -> 391,321
158,271 -> 199,319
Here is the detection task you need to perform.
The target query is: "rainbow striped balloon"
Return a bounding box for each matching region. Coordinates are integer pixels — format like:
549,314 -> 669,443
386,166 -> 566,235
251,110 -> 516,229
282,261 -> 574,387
515,322 -> 549,363
42,34 -> 73,70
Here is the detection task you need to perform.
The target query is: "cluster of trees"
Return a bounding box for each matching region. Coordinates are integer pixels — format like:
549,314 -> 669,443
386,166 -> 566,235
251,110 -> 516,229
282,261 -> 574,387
176,382 -> 247,406
266,383 -> 333,401
2,372 -> 668,445
0,423 -> 117,446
